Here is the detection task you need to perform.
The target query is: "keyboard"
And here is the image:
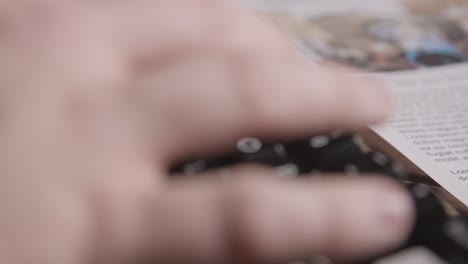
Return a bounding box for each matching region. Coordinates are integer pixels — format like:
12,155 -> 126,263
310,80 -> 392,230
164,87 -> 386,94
170,133 -> 468,264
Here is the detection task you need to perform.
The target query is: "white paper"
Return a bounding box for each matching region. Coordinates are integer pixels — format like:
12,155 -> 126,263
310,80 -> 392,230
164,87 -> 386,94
374,246 -> 448,264
373,65 -> 468,204
242,0 -> 404,17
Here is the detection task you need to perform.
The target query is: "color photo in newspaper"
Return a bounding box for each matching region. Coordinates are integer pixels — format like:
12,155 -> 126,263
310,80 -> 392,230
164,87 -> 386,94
243,0 -> 468,205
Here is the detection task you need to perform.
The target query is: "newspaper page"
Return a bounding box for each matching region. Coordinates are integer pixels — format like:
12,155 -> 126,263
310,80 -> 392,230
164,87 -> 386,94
243,0 -> 468,205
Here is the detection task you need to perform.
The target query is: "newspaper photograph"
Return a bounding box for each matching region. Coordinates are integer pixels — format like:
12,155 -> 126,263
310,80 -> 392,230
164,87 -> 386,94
243,0 -> 468,205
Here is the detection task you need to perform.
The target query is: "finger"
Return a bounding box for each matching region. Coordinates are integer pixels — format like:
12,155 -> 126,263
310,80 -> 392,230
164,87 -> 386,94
112,0 -> 239,61
122,2 -> 391,161
138,172 -> 414,263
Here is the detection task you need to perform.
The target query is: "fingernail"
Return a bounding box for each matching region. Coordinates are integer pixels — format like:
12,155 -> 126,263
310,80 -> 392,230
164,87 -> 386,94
379,183 -> 413,225
374,180 -> 414,248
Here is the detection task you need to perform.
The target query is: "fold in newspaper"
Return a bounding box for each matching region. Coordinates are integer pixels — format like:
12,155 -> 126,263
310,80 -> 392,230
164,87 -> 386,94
243,0 -> 468,205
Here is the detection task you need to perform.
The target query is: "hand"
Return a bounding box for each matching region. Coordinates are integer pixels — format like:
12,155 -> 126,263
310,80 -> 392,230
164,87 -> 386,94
0,1 -> 414,263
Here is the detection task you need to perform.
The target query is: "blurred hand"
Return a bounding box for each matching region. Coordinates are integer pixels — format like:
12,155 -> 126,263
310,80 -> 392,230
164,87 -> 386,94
0,1 -> 414,263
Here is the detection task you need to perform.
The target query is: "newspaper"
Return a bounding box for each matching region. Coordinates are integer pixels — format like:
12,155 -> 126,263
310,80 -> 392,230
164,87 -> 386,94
243,0 -> 468,205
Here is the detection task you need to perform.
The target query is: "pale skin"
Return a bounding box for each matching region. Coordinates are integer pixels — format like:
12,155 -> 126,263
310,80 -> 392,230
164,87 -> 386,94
0,1 -> 414,263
